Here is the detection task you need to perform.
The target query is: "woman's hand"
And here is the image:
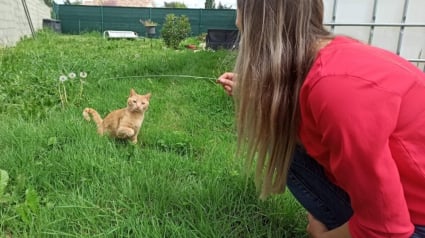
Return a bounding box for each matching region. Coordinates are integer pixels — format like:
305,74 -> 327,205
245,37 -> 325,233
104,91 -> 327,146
307,213 -> 351,238
216,72 -> 236,96
307,213 -> 328,238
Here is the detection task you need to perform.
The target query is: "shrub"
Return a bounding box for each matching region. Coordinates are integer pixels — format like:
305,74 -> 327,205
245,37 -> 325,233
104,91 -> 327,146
161,14 -> 191,49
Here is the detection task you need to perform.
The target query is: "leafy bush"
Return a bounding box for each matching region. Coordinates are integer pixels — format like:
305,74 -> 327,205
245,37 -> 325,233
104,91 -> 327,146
161,14 -> 191,49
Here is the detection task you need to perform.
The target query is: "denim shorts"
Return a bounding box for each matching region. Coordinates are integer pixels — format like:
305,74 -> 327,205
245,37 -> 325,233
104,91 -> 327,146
412,225 -> 425,237
287,145 -> 425,237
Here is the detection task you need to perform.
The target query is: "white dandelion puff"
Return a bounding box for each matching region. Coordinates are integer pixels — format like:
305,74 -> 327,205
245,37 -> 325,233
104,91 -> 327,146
68,72 -> 76,79
59,75 -> 68,82
79,71 -> 87,78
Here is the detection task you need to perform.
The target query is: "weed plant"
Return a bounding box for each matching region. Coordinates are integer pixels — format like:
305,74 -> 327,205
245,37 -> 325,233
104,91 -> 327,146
0,31 -> 307,237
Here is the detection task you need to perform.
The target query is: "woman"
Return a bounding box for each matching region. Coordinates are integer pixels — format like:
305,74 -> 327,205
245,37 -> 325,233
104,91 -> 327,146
216,0 -> 425,237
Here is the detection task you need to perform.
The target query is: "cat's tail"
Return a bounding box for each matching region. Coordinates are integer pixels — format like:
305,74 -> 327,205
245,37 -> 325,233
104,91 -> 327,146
83,108 -> 103,129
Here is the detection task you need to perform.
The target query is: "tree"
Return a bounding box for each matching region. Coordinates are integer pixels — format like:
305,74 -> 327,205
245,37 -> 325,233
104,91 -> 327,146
217,2 -> 232,9
161,14 -> 191,49
164,1 -> 187,8
46,0 -> 81,5
44,0 -> 53,7
64,0 -> 82,5
205,0 -> 215,9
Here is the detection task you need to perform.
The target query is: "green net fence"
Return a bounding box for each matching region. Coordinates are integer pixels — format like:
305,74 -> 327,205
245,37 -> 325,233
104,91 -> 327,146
53,3 -> 237,37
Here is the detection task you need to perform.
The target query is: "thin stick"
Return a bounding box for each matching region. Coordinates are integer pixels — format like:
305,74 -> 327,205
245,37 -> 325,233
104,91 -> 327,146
103,74 -> 218,84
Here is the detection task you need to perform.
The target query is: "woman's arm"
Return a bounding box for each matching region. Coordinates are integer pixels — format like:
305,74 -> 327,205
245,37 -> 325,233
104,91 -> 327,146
307,213 -> 351,238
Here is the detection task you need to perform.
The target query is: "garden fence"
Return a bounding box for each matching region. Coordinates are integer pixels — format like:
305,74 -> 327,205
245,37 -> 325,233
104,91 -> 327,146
323,0 -> 425,71
52,3 -> 237,37
53,0 -> 424,71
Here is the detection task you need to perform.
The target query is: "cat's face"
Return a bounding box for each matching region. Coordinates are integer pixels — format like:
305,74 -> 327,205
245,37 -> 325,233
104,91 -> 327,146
127,89 -> 151,113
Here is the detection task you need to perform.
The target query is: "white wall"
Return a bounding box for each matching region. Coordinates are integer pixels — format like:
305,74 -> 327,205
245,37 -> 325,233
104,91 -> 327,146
0,0 -> 51,47
323,0 -> 425,70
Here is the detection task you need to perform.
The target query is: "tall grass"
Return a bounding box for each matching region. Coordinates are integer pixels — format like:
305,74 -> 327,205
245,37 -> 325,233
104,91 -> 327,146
0,31 -> 307,237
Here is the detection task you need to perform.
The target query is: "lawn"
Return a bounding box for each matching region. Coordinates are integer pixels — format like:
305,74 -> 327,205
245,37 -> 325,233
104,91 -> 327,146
0,31 -> 307,237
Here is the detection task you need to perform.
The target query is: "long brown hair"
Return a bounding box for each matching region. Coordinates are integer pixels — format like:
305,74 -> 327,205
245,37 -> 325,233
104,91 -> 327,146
234,0 -> 332,199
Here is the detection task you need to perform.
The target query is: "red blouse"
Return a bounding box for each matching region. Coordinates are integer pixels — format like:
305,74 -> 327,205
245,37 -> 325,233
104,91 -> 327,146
299,36 -> 425,237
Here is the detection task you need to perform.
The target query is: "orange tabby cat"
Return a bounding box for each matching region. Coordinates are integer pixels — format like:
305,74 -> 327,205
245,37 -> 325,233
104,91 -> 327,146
83,88 -> 151,144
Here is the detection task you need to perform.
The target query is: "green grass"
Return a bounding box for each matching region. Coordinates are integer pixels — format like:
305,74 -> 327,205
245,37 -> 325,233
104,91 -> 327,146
0,31 -> 307,237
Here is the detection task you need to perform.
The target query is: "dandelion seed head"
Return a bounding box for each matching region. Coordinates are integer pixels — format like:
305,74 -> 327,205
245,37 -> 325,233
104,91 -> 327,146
80,72 -> 87,78
59,75 -> 68,82
68,72 -> 76,79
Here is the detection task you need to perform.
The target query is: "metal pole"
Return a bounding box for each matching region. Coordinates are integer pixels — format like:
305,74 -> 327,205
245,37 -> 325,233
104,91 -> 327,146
199,9 -> 202,35
101,3 -> 104,33
368,0 -> 379,44
325,23 -> 425,27
21,0 -> 35,37
397,0 -> 410,55
330,0 -> 338,33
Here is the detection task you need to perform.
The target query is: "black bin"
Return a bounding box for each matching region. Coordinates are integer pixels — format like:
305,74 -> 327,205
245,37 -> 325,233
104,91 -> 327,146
42,19 -> 61,33
206,29 -> 239,50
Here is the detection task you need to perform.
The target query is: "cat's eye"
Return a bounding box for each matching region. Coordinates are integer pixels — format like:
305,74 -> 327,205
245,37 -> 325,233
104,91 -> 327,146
132,100 -> 137,103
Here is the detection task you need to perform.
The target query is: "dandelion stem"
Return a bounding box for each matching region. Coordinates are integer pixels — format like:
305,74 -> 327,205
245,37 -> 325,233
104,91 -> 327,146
78,80 -> 84,102
58,83 -> 64,109
62,82 -> 68,104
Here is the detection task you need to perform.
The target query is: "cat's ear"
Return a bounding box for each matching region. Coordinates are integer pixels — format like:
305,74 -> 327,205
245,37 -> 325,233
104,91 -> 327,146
145,93 -> 152,100
130,88 -> 137,96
